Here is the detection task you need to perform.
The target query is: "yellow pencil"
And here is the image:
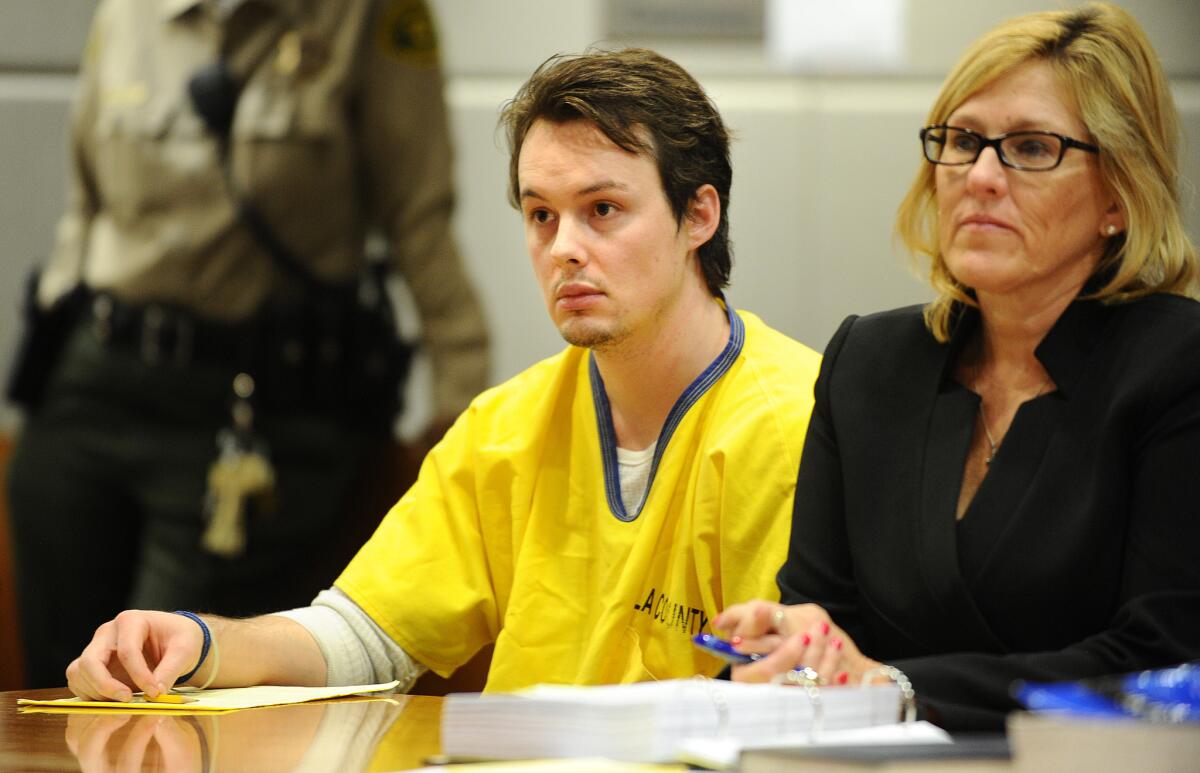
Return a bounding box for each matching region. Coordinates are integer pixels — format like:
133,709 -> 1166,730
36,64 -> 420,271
144,692 -> 197,704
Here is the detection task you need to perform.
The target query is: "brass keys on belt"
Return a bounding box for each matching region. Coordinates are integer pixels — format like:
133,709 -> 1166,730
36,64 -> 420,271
202,373 -> 276,557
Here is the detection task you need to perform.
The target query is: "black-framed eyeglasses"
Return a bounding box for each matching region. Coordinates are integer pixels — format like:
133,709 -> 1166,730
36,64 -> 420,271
920,125 -> 1099,171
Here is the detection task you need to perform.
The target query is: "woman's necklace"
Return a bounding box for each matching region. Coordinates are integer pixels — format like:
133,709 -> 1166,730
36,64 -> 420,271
977,401 -> 1002,465
975,367 -> 1050,466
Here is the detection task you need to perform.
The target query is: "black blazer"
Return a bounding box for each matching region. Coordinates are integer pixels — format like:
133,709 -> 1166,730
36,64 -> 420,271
779,294 -> 1200,730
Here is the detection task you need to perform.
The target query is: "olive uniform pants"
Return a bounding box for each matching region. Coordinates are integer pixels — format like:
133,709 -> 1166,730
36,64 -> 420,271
8,320 -> 378,688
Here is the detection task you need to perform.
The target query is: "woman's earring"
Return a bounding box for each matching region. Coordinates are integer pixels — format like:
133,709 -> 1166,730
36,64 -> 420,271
1105,224 -> 1119,236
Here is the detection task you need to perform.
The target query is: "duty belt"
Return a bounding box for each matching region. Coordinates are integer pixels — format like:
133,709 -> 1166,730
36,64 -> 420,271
87,293 -> 254,369
81,290 -> 408,427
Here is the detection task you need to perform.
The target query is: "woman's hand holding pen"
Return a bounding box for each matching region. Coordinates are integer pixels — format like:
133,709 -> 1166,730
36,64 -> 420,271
714,600 -> 883,686
66,610 -> 203,701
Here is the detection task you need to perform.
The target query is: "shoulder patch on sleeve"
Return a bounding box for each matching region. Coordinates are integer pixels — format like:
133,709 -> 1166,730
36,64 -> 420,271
376,0 -> 439,66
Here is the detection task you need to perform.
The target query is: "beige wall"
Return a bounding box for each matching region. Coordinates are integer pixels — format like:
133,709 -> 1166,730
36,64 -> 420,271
2,1 -> 1198,433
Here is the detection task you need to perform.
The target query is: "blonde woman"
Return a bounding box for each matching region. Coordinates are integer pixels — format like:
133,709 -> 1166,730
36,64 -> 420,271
718,2 -> 1200,730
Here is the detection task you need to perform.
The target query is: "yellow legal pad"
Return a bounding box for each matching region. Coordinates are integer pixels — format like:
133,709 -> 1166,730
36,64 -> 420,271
416,762 -> 684,772
18,681 -> 400,713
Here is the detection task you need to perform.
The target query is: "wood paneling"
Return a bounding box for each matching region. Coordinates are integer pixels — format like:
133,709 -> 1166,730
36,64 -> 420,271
0,433 -> 27,691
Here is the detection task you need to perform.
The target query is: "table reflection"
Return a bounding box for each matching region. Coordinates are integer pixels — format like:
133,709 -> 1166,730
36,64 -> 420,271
60,697 -> 420,772
66,712 -> 206,772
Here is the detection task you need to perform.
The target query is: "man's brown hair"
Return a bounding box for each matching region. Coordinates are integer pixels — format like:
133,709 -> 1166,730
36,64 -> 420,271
501,48 -> 733,296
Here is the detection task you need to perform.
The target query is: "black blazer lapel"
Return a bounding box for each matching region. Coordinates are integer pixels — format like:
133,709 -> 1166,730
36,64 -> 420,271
913,313 -> 1007,652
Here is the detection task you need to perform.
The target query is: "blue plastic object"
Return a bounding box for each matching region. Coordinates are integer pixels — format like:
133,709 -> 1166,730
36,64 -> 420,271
1014,662 -> 1200,723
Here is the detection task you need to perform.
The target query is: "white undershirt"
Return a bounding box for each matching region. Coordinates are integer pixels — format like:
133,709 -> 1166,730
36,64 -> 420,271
616,441 -> 657,513
276,588 -> 425,690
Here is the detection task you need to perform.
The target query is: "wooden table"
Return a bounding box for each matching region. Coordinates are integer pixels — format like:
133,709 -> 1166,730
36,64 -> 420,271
0,688 -> 444,771
10,687 -> 1190,772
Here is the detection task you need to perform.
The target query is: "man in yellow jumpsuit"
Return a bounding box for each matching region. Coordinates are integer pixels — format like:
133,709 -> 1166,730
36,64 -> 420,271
64,48 -> 823,700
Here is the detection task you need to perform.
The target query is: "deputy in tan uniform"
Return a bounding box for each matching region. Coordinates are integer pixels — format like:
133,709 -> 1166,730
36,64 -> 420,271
6,0 -> 489,688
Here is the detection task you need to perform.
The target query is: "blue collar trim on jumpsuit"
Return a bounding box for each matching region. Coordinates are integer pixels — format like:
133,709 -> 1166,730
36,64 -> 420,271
589,301 -> 745,523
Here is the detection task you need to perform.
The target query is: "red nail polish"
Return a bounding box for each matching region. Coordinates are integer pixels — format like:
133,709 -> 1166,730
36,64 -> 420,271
836,672 -> 849,685
801,634 -> 811,646
832,637 -> 843,651
730,636 -> 743,646
820,622 -> 830,635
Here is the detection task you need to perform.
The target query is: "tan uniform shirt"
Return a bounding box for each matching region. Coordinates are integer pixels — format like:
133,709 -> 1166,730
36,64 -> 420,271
40,0 -> 489,416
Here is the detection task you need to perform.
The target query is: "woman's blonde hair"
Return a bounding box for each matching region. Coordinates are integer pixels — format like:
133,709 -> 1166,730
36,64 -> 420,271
896,2 -> 1198,341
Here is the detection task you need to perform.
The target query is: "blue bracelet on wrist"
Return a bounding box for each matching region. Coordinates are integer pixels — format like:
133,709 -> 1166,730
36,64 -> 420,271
172,611 -> 212,686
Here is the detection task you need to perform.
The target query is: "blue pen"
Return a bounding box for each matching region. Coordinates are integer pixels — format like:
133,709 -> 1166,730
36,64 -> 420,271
693,633 -> 820,684
693,633 -> 761,664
